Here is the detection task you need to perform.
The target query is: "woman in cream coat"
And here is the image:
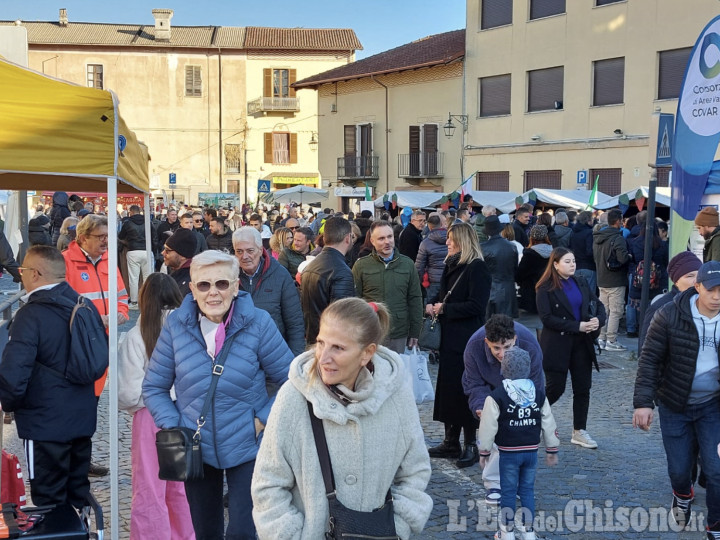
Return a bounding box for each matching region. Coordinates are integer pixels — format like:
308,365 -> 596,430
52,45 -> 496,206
251,298 -> 432,539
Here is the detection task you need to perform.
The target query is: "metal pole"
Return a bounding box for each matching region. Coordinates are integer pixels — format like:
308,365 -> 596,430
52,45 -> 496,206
144,194 -> 153,276
639,168 -> 658,326
107,177 -> 119,540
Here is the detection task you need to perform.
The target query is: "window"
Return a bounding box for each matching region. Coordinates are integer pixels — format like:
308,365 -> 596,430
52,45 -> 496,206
225,144 -> 241,174
185,66 -> 202,97
481,0 -> 512,30
658,48 -> 692,100
408,124 -> 439,176
527,67 -> 564,112
657,167 -> 671,188
343,124 -> 374,177
263,132 -> 297,164
590,168 -> 622,196
479,74 -> 511,117
524,170 -> 561,190
596,0 -> 625,5
87,64 -> 103,89
593,57 -> 625,106
476,171 -> 509,191
263,68 -> 297,98
530,0 -> 565,20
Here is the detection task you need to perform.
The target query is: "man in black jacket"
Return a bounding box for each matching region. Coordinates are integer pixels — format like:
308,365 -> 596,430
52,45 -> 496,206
118,205 -> 155,309
0,246 -> 100,507
570,211 -> 597,293
512,207 -> 531,248
301,217 -> 355,343
398,210 -> 426,262
206,216 -> 234,254
633,261 -> 720,536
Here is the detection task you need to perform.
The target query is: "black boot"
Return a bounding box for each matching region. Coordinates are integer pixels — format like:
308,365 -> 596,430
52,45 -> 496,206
455,443 -> 479,468
428,425 -> 461,458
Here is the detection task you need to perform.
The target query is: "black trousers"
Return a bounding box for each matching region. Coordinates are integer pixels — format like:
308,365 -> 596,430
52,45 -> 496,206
24,437 -> 92,508
544,336 -> 593,431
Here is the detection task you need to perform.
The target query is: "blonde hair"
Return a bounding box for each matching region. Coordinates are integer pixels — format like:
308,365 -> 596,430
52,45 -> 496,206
270,227 -> 291,254
447,222 -> 482,265
60,216 -> 78,236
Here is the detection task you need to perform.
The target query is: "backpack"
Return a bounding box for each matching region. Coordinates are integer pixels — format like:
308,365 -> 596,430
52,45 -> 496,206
36,294 -> 109,385
633,260 -> 660,290
605,237 -> 626,271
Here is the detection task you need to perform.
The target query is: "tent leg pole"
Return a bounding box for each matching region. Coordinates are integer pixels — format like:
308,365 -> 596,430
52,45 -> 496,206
107,177 -> 120,540
144,194 -> 153,277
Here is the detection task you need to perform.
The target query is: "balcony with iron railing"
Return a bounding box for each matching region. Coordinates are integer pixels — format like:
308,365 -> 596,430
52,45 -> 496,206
337,155 -> 380,187
247,96 -> 300,115
398,152 -> 444,179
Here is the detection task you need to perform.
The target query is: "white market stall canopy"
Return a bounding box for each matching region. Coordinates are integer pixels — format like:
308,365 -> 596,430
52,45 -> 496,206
496,188 -> 612,214
261,185 -> 329,205
594,186 -> 671,210
469,190 -> 519,210
373,191 -> 446,209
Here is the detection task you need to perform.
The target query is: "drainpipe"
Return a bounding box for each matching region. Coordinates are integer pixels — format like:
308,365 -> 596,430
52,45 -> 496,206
371,75 -> 390,193
218,47 -> 224,193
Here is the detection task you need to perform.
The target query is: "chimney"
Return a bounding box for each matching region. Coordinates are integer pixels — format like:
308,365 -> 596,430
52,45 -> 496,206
151,9 -> 174,42
59,8 -> 68,27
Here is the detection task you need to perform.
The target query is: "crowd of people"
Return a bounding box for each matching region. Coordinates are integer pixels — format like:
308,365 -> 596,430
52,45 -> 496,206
0,190 -> 718,540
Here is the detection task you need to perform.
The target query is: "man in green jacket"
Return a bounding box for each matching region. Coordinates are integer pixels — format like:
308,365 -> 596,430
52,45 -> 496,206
695,207 -> 720,263
352,221 -> 423,353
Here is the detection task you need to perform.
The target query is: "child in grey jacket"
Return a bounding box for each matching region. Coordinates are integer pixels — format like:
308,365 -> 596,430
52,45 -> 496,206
477,347 -> 560,540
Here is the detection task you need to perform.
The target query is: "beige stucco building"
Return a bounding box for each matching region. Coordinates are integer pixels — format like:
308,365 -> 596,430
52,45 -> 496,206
464,0 -> 720,196
295,30 -> 464,212
3,9 -> 360,205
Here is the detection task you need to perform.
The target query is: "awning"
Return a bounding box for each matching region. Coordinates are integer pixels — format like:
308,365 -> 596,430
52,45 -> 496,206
373,190 -> 445,209
469,190 -> 519,210
594,186 -> 671,210
495,188 -> 612,213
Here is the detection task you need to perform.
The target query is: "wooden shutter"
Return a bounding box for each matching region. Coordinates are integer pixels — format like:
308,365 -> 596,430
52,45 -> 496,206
480,74 -> 511,116
288,69 -> 297,98
593,57 -> 624,106
289,133 -> 298,164
344,125 -> 356,156
528,67 -> 563,112
477,171 -> 510,191
409,126 -> 421,153
657,167 -> 671,188
264,133 -> 273,163
658,48 -> 692,100
263,68 -> 272,98
481,0 -> 513,30
590,168 -> 622,196
423,124 -> 438,153
530,0 -> 565,20
185,66 -> 194,96
524,170 -> 561,190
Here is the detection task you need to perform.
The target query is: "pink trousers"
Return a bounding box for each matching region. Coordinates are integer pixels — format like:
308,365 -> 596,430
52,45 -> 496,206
130,407 -> 195,540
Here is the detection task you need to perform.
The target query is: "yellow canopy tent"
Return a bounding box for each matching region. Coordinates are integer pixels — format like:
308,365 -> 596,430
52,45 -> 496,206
0,57 -> 148,540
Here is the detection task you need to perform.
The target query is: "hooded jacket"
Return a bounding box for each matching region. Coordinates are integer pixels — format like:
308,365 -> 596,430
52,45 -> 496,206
634,287 -> 720,412
142,292 -> 294,469
570,222 -> 596,271
119,213 -> 155,251
238,251 -> 306,356
28,215 -> 52,246
251,348 -> 432,539
415,228 -> 448,284
550,224 -> 573,248
50,191 -> 71,246
702,226 -> 720,262
206,226 -> 234,254
592,226 -> 630,288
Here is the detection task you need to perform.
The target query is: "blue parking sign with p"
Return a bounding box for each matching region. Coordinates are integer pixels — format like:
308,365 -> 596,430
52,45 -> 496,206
257,180 -> 271,193
577,170 -> 588,184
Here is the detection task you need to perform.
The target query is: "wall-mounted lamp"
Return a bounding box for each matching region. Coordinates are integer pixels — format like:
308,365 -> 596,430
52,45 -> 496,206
443,112 -> 469,138
309,132 -> 318,151
613,128 -> 624,136
530,134 -> 543,142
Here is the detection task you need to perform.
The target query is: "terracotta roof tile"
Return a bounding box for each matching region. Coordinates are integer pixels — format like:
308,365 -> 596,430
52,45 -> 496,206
294,29 -> 465,88
0,21 -> 359,51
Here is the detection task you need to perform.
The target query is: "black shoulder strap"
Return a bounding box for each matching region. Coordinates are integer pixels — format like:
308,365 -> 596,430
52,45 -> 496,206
194,333 -> 237,442
307,401 -> 336,495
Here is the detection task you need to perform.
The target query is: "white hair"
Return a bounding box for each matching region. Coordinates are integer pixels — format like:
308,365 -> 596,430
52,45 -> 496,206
190,250 -> 239,279
482,205 -> 497,217
232,226 -> 262,248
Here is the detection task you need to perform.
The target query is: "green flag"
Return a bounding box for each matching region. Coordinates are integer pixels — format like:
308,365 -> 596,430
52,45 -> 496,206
585,175 -> 599,210
365,184 -> 371,201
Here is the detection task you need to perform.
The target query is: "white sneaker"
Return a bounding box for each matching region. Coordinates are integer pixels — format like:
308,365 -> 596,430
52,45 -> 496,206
597,339 -> 606,350
495,523 -> 516,540
571,429 -> 598,449
516,525 -> 537,540
604,340 -> 627,352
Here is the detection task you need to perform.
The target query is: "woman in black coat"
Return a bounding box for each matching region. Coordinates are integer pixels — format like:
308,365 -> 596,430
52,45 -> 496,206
426,223 -> 491,468
536,247 -> 606,450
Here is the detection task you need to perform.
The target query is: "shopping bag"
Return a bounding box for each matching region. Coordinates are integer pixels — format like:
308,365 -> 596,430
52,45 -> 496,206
1,451 -> 25,507
400,347 -> 435,404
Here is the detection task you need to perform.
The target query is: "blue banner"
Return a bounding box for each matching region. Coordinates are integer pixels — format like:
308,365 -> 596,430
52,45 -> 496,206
672,15 -> 720,220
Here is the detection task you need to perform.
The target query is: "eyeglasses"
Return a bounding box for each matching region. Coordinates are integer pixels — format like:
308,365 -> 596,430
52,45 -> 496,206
89,234 -> 109,240
19,266 -> 42,276
194,219 -> 203,223
193,279 -> 236,292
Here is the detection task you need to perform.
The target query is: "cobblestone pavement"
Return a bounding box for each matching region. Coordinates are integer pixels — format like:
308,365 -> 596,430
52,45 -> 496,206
0,283 -> 708,539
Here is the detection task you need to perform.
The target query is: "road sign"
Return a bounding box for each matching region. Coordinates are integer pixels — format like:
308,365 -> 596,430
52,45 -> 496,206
577,170 -> 588,184
169,173 -> 176,185
257,180 -> 271,193
656,113 -> 674,167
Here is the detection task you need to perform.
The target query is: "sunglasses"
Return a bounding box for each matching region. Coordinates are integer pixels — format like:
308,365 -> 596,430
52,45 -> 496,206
288,226 -> 299,231
194,219 -> 203,223
193,279 -> 236,292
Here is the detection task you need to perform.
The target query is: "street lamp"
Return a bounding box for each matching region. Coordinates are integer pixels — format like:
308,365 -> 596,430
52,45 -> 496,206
443,113 -> 468,138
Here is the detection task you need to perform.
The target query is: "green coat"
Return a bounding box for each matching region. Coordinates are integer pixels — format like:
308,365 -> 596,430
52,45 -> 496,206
703,227 -> 720,262
352,249 -> 423,340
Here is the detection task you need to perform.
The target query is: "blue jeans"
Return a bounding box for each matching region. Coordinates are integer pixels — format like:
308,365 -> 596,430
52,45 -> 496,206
499,450 -> 537,527
575,269 -> 596,297
658,399 -> 720,526
626,274 -> 637,333
185,460 -> 256,539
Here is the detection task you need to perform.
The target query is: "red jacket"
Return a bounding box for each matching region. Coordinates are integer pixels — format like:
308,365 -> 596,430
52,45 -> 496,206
63,241 -> 129,395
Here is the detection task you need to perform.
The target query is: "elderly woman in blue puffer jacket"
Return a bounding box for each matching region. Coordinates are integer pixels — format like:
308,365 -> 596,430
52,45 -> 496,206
143,250 -> 294,540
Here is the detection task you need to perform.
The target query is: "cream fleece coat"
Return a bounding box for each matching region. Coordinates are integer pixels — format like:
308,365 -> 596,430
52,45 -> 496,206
251,346 -> 433,539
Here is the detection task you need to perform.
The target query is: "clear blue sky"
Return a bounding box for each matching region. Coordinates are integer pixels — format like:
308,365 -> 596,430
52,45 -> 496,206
2,0 -> 466,58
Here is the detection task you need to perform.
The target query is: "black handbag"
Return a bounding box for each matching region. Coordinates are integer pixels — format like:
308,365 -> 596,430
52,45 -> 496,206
418,268 -> 468,351
156,334 -> 236,482
307,401 -> 398,540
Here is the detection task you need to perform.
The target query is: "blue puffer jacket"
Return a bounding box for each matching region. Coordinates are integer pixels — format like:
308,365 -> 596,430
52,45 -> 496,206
142,291 -> 294,470
415,228 -> 448,284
